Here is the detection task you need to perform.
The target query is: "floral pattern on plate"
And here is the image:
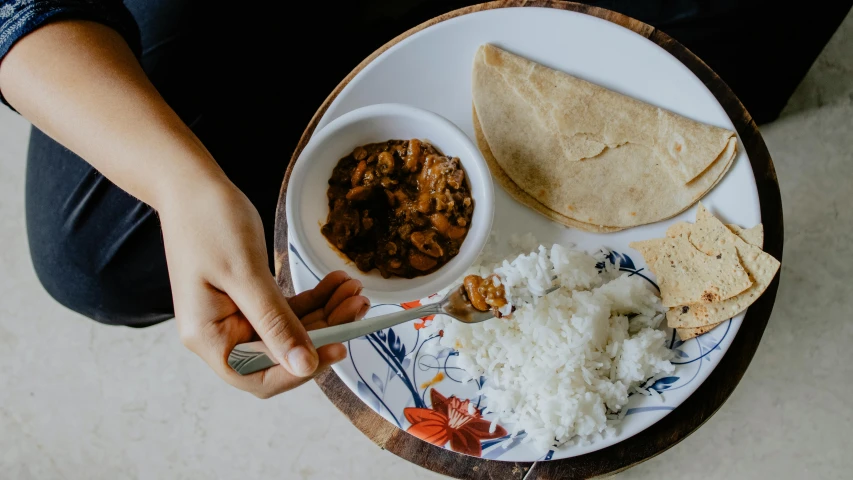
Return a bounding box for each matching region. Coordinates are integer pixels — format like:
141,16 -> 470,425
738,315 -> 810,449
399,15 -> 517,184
405,389 -> 508,457
289,245 -> 734,460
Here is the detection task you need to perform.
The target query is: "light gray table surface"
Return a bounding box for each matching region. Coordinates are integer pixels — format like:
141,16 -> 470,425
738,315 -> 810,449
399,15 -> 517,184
1,12 -> 852,479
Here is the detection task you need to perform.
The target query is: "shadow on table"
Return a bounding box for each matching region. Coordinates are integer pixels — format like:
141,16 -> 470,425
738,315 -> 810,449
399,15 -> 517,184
779,10 -> 853,118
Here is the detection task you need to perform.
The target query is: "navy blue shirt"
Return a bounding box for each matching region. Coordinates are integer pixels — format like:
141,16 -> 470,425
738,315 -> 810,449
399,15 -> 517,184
0,0 -> 139,108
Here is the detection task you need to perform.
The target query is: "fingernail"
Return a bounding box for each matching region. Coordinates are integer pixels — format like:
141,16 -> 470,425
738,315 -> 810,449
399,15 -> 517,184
357,303 -> 370,319
286,346 -> 318,376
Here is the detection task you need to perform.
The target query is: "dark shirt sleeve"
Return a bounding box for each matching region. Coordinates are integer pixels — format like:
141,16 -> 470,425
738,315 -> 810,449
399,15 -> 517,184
0,0 -> 141,109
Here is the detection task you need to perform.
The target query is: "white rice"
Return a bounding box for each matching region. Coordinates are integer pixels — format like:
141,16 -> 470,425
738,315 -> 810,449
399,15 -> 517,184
422,241 -> 674,451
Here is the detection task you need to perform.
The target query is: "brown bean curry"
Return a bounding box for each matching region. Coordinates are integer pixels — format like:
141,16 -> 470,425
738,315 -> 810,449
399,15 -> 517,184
463,274 -> 508,315
321,139 -> 474,278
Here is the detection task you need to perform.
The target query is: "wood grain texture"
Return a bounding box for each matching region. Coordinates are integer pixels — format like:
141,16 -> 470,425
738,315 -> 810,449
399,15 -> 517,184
273,1 -> 784,478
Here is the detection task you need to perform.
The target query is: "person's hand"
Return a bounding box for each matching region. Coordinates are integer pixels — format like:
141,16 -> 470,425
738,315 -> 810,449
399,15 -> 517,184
159,180 -> 370,398
0,19 -> 368,392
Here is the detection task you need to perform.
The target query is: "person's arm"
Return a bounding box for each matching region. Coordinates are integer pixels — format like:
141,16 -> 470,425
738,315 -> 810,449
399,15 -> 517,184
0,20 -> 369,397
0,20 -> 219,209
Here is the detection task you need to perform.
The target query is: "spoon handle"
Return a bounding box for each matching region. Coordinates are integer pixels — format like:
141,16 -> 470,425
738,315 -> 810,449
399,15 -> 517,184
228,303 -> 442,375
309,303 -> 441,348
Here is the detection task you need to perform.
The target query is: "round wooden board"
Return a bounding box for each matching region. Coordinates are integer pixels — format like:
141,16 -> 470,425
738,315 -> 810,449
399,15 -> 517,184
272,1 -> 784,478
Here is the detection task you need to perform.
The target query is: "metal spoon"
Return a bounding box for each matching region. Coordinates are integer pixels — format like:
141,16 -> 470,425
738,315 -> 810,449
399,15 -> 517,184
228,281 -> 558,375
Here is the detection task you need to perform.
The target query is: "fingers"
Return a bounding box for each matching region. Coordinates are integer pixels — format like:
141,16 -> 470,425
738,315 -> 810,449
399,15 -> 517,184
287,271 -> 351,317
323,278 -> 364,317
328,296 -> 370,326
178,302 -> 347,399
303,295 -> 370,332
292,271 -> 369,331
227,271 -> 318,377
252,344 -> 348,398
304,319 -> 328,332
299,308 -> 328,330
225,343 -> 349,399
182,269 -> 367,399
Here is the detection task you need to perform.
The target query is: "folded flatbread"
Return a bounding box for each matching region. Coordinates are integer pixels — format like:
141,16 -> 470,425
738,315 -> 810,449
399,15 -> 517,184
472,44 -> 738,229
473,109 -> 621,232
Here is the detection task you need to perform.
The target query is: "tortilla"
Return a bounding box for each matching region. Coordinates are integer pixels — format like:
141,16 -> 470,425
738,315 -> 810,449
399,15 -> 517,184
666,222 -> 692,239
671,221 -> 763,248
471,44 -> 737,228
667,205 -> 764,249
666,213 -> 780,328
726,224 -> 764,249
696,203 -> 714,221
628,238 -> 669,265
696,203 -> 765,248
634,206 -> 762,266
632,225 -> 762,291
649,235 -> 752,308
677,322 -> 722,341
473,108 -> 622,232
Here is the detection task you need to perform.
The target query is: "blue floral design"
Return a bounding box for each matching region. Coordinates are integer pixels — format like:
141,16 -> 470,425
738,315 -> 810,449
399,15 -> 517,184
290,244 -> 736,460
598,250 -> 660,291
649,376 -> 680,392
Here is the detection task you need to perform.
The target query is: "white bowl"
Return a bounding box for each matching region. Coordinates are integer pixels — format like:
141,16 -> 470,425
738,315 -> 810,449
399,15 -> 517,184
286,103 -> 495,304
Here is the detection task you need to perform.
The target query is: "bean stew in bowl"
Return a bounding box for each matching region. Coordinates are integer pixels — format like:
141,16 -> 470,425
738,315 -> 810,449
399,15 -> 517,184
322,139 -> 475,279
286,104 -> 494,304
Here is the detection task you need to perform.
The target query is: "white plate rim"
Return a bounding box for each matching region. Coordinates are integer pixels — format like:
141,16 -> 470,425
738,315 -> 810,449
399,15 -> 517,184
283,6 -> 769,463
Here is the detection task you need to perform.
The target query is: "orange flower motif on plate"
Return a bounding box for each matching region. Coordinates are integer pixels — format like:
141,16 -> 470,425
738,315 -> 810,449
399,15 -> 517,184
401,300 -> 435,329
403,389 -> 507,457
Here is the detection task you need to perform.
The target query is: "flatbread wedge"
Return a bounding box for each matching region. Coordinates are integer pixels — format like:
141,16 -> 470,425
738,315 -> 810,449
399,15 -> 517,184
666,212 -> 780,328
634,204 -> 765,266
628,238 -> 669,266
677,322 -> 722,341
650,235 -> 752,307
695,203 -> 764,248
726,224 -> 764,249
667,220 -> 764,249
673,211 -> 765,340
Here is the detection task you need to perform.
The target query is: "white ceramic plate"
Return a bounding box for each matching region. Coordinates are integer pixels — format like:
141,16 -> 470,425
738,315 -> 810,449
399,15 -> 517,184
287,7 -> 759,462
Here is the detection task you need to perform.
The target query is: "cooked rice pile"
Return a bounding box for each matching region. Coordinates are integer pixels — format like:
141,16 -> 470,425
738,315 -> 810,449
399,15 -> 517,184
422,239 -> 674,451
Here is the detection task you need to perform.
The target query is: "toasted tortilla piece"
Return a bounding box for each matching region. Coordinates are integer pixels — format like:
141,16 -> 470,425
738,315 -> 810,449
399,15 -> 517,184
726,224 -> 764,249
471,44 -> 737,228
629,238 -> 670,269
667,214 -> 780,328
473,108 -> 622,232
696,203 -> 713,221
695,203 -> 765,248
667,221 -> 764,249
666,222 -> 692,239
631,218 -> 759,271
677,322 -> 723,341
651,235 -> 752,308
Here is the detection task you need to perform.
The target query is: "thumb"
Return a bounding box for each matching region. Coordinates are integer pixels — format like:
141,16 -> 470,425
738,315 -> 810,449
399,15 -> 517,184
227,270 -> 319,377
